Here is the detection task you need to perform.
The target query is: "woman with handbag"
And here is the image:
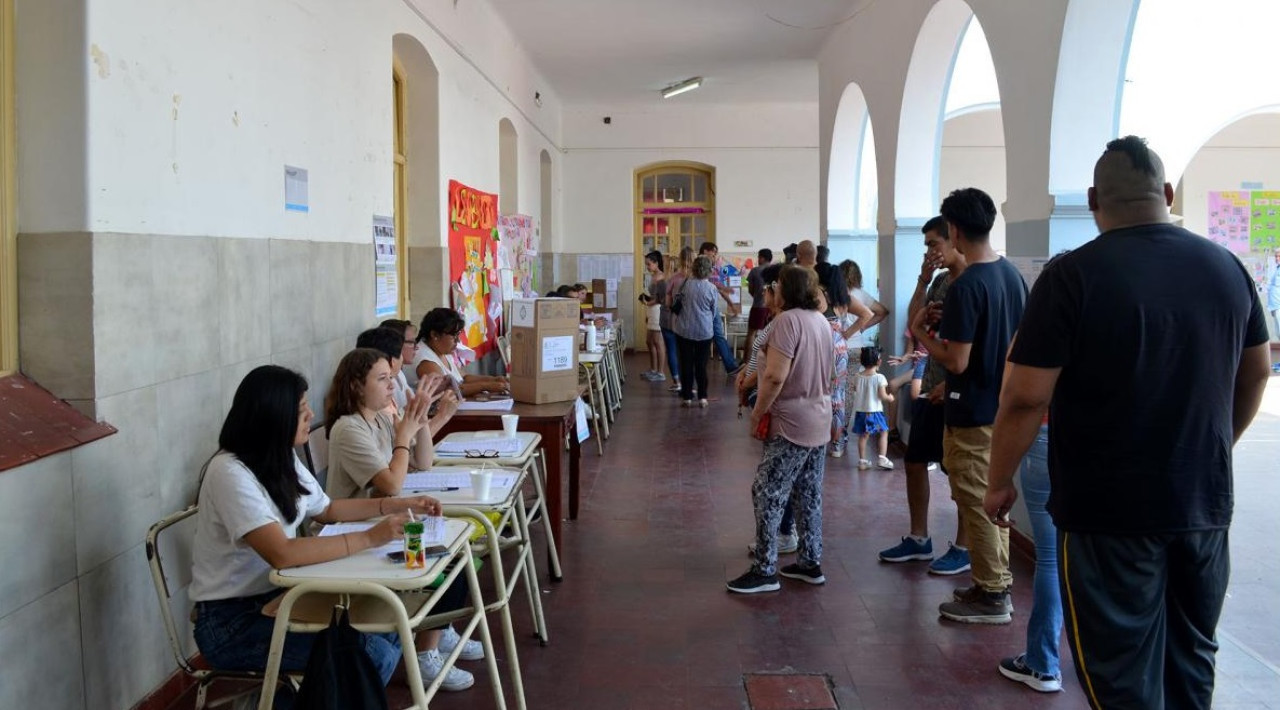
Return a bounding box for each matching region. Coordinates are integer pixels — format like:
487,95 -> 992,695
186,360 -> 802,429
672,255 -> 720,407
190,365 -> 443,707
727,265 -> 834,594
662,246 -> 695,393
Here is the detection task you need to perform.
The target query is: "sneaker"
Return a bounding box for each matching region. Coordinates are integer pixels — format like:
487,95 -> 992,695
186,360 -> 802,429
681,399 -> 692,407
939,589 -> 1013,624
726,569 -> 781,594
857,459 -> 871,470
779,563 -> 826,585
639,370 -> 657,381
831,447 -> 844,458
668,382 -> 681,392
877,455 -> 894,470
699,399 -> 709,408
651,372 -> 666,381
927,544 -> 971,576
747,533 -> 798,555
418,648 -> 475,691
998,654 -> 1063,692
726,364 -> 744,377
878,536 -> 933,562
953,584 -> 1013,610
438,625 -> 485,661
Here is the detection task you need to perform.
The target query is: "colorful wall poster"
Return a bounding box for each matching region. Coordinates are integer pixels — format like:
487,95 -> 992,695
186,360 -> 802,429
447,180 -> 501,357
498,214 -> 538,298
1250,191 -> 1280,251
1206,191 -> 1252,254
373,214 -> 398,318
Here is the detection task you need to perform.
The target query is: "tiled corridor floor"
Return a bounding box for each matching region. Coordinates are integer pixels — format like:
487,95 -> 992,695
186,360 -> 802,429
169,354 -> 1280,709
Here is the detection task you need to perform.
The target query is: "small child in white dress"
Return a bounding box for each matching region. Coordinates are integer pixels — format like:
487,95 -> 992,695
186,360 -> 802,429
848,346 -> 895,470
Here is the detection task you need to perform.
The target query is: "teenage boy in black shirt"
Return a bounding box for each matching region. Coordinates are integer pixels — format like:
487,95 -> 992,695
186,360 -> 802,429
911,187 -> 1026,624
984,136 -> 1270,707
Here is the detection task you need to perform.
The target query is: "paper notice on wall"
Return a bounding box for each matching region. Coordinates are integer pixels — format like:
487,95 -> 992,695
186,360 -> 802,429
541,335 -> 575,372
574,398 -> 591,443
373,214 -> 398,317
605,278 -> 618,291
592,292 -> 605,308
606,292 -> 617,308
284,166 -> 309,212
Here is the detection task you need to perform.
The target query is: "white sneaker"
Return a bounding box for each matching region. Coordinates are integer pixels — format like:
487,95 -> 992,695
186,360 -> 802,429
438,625 -> 484,661
699,399 -> 709,408
746,532 -> 799,555
857,459 -> 872,470
418,648 -> 475,692
877,455 -> 894,470
831,448 -> 844,458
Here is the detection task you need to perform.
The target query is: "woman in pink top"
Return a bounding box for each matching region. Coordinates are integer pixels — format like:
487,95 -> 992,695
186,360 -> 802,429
727,265 -> 834,594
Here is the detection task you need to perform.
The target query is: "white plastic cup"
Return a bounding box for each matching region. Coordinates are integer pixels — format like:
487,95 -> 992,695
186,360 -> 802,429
501,414 -> 519,439
470,470 -> 493,501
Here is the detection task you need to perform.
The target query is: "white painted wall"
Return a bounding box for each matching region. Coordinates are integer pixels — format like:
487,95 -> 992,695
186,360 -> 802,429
940,108 -> 1007,253
1180,113 -> 1280,237
74,0 -> 563,246
561,102 -> 820,254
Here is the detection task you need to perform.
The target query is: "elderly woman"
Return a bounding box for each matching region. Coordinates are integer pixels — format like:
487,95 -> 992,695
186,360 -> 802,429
671,254 -> 720,407
727,265 -> 834,594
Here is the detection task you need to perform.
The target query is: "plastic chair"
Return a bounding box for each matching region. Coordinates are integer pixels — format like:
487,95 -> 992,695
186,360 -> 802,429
145,507 -> 298,709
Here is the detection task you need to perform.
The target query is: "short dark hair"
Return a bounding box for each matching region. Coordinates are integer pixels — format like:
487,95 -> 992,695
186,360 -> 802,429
939,188 -> 996,242
555,284 -> 573,297
645,250 -> 664,271
816,244 -> 830,263
922,216 -> 947,237
777,265 -> 820,311
782,243 -> 798,264
758,248 -> 773,263
355,327 -> 402,361
379,318 -> 413,338
698,241 -> 717,255
757,262 -> 784,286
418,307 -> 465,342
1104,135 -> 1159,178
859,346 -> 882,369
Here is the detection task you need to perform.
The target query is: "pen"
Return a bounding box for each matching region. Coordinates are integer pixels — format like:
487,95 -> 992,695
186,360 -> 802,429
414,486 -> 460,492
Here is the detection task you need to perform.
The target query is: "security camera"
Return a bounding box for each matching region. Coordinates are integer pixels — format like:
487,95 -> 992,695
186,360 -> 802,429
603,116 -> 612,125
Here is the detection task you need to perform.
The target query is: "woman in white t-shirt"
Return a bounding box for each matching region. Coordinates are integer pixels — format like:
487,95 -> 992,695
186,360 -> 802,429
839,259 -> 888,350
415,308 -> 509,398
191,365 -> 441,701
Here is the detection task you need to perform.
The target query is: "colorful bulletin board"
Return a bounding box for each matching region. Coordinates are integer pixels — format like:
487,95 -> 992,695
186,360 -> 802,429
448,180 -> 500,357
1208,190 -> 1280,253
498,214 -> 538,298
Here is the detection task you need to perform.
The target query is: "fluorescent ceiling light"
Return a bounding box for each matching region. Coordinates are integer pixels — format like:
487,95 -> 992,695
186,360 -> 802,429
661,77 -> 703,99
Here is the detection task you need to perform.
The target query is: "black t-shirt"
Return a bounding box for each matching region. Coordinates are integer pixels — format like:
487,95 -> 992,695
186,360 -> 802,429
938,258 -> 1027,427
1009,224 -> 1269,534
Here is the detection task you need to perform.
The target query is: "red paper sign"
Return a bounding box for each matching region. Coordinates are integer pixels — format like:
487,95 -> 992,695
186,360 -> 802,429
448,180 -> 500,357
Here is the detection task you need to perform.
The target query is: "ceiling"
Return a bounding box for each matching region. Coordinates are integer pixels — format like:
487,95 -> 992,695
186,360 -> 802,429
486,0 -> 873,104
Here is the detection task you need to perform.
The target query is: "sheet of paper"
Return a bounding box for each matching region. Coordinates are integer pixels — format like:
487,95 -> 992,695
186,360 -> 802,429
456,398 -> 515,411
404,471 -> 518,489
436,437 -> 524,455
318,521 -> 403,554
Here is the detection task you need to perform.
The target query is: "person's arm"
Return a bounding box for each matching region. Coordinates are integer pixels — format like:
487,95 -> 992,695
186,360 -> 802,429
244,495 -> 441,569
911,303 -> 973,374
877,378 -> 894,403
864,297 -> 889,331
840,298 -> 874,340
751,346 -> 794,423
1233,342 -> 1271,444
427,390 -> 459,439
984,357 -> 1060,525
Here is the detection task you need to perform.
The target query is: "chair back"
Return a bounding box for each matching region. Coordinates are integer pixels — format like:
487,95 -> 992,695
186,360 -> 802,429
145,506 -> 201,675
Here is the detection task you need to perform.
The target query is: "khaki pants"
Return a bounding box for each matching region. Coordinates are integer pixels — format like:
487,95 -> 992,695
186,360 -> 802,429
943,425 -> 1012,592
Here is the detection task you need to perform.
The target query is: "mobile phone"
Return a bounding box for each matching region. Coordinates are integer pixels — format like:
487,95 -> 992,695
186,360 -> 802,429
386,546 -> 449,563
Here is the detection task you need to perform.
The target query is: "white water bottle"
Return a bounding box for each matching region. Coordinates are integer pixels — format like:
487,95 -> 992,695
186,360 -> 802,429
585,322 -> 598,351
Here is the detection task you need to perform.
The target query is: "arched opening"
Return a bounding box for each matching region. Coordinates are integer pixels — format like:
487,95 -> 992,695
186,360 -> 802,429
826,81 -> 881,339
499,118 -> 518,215
391,34 -> 441,313
634,161 -> 716,347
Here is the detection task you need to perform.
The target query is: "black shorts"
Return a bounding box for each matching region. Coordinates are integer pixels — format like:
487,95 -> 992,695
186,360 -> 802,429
904,398 -> 945,465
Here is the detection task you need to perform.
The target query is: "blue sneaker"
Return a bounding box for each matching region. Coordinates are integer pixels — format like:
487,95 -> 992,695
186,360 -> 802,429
878,536 -> 933,563
928,543 -> 971,575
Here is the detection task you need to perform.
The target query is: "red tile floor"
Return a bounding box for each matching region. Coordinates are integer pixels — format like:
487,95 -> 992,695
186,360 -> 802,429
169,354 -> 1280,709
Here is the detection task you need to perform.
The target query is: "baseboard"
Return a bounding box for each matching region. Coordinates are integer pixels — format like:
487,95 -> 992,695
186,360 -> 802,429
132,656 -> 205,710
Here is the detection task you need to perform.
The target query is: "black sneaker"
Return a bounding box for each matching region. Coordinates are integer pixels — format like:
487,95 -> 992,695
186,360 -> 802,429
954,584 -> 1014,612
998,654 -> 1062,692
779,563 -> 826,585
726,569 -> 781,594
939,589 -> 1013,624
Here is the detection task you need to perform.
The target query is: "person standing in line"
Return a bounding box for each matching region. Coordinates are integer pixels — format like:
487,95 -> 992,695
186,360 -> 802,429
640,250 -> 668,382
672,255 -> 719,407
746,247 -> 774,356
815,244 -> 851,312
912,188 -> 1026,624
878,217 -> 971,576
728,265 -> 834,594
984,136 -> 1270,707
663,246 -> 694,393
839,259 -> 888,351
1267,249 -> 1280,338
697,242 -> 743,376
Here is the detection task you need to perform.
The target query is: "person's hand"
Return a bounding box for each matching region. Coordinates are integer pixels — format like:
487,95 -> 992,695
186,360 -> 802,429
885,393 -> 895,402
984,484 -> 1018,528
433,390 -> 459,422
919,250 -> 943,284
927,382 -> 945,405
924,302 -> 944,328
399,377 -> 435,434
365,513 -> 411,547
748,409 -> 767,441
385,495 -> 443,518
887,354 -> 906,367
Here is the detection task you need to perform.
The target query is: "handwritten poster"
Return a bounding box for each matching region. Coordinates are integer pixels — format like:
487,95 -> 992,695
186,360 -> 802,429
1250,191 -> 1280,251
1207,191 -> 1252,254
498,214 -> 538,298
448,180 -> 500,357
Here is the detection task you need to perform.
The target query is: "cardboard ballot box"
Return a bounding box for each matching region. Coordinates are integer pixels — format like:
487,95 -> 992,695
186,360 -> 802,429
508,298 -> 581,404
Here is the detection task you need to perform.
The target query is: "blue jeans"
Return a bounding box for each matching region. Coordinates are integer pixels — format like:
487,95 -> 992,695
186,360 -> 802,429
194,591 -> 401,707
661,327 -> 680,379
1020,425 -> 1062,677
711,314 -> 739,372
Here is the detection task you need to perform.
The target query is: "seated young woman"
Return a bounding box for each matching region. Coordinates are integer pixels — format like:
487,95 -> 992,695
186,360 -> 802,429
190,365 -> 443,704
414,307 -> 508,399
323,347 -> 478,691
